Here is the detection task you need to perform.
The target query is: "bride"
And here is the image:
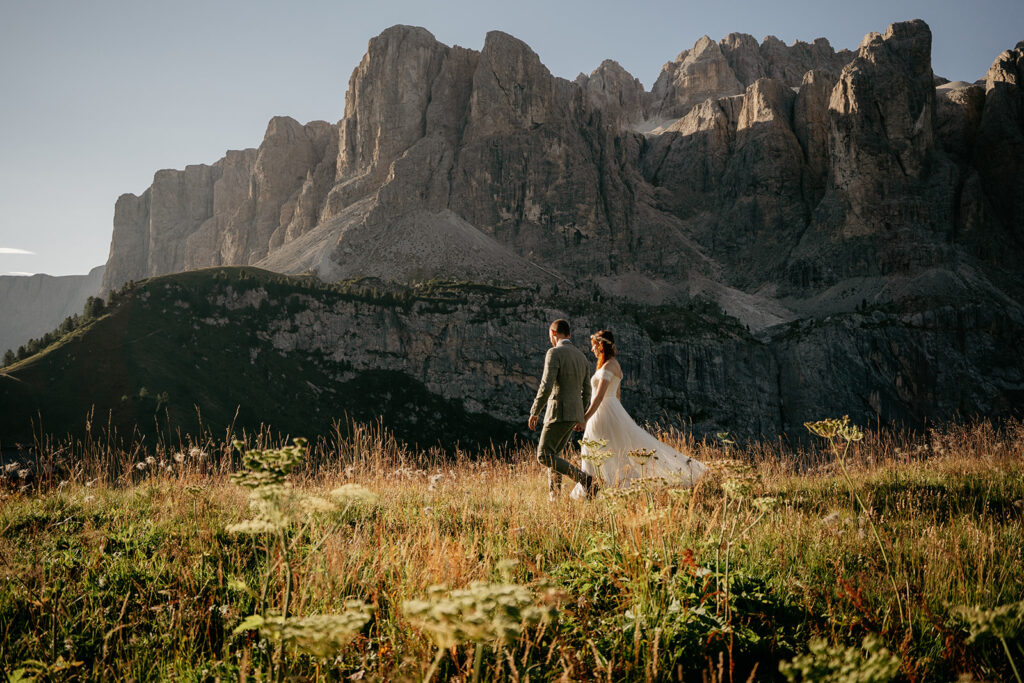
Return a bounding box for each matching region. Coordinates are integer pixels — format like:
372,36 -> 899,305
570,330 -> 706,499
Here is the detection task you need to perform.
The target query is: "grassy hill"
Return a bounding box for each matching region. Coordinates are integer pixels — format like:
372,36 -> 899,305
0,267 -> 517,451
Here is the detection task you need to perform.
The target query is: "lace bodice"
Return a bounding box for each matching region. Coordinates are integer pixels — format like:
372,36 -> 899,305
591,367 -> 622,394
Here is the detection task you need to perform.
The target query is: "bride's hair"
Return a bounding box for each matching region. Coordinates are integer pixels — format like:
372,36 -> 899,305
590,329 -> 616,360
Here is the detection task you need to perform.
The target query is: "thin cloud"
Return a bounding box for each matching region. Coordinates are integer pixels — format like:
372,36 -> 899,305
0,247 -> 35,255
6,272 -> 35,276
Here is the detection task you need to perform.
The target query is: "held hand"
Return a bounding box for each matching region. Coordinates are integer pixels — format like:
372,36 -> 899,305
528,415 -> 539,431
574,422 -> 585,432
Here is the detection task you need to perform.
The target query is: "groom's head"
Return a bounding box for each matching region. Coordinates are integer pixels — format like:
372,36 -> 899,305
549,319 -> 570,346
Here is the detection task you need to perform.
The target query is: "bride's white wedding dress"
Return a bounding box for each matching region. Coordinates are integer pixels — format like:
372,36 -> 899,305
570,367 -> 706,499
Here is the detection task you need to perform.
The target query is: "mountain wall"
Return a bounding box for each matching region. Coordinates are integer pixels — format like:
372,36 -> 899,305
77,22 -> 1024,437
0,265 -> 105,355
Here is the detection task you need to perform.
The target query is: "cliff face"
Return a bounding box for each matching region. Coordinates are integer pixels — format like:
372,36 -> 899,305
93,20 -> 1024,437
4,269 -> 1019,447
0,266 -> 105,355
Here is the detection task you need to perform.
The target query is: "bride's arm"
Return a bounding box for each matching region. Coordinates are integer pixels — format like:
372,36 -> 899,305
584,379 -> 610,421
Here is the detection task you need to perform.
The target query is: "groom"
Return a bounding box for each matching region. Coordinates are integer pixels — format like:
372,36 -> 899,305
528,319 -> 598,500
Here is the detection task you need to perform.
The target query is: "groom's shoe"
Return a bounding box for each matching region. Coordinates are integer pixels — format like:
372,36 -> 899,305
584,477 -> 600,501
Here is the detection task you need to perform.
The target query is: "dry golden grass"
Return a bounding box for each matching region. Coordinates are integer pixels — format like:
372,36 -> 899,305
1,420 -> 1022,681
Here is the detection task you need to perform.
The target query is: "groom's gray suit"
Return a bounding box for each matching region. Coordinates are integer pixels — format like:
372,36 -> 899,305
531,339 -> 595,494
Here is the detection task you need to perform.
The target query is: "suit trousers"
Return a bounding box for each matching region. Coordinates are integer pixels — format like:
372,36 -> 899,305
537,420 -> 593,493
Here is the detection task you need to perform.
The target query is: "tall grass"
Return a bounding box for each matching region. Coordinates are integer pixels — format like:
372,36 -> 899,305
1,420 -> 1022,681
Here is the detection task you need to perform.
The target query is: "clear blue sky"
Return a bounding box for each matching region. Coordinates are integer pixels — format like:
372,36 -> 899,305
1,0 -> 1020,276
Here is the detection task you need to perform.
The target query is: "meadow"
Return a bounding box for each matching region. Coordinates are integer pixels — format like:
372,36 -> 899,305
1,420 -> 1022,682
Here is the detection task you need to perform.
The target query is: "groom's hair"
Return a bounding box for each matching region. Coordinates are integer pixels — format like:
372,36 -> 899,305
550,319 -> 571,337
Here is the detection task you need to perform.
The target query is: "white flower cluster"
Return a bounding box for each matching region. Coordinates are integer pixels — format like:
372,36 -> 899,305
402,581 -> 556,649
234,601 -> 373,658
778,635 -> 900,683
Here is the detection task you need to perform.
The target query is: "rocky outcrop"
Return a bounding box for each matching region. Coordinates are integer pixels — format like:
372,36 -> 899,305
576,60 -> 648,125
651,36 -> 745,120
0,265 -> 105,354
102,117 -> 334,292
649,33 -> 852,123
973,42 -> 1024,246
825,20 -> 939,237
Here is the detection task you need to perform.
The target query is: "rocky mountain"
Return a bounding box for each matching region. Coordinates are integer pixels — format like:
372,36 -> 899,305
0,265 -> 105,355
51,21 -> 1024,440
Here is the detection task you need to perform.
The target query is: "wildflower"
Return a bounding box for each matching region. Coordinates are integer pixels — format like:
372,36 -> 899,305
580,438 -> 617,479
145,456 -> 156,465
804,415 -> 863,442
954,599 -> 1024,642
188,447 -> 207,459
429,473 -> 444,491
173,452 -> 186,463
626,448 -> 651,471
3,463 -> 18,474
402,581 -> 554,649
779,635 -> 900,683
300,496 -> 339,515
17,469 -> 29,480
580,438 -> 609,451
234,601 -> 374,658
83,495 -> 95,503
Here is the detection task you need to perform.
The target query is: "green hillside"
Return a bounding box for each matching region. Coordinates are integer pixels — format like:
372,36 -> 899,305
0,268 -> 516,450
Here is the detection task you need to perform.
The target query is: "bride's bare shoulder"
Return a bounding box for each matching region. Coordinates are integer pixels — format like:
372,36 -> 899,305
606,358 -> 624,378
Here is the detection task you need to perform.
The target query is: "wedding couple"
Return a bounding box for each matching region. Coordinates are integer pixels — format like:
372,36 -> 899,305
528,319 -> 706,501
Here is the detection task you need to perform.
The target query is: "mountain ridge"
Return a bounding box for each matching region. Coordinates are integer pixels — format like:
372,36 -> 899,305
2,266 -> 1020,449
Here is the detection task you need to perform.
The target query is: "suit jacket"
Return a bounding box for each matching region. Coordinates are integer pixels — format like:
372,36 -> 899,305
530,340 -> 592,424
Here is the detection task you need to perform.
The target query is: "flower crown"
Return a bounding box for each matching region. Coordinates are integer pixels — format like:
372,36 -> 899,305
590,334 -> 614,346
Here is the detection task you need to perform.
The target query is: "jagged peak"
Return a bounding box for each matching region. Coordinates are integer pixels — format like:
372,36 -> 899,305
595,58 -> 629,74
882,18 -> 930,42
482,29 -> 536,54
586,59 -> 641,85
722,32 -> 758,47
478,30 -> 551,81
265,115 -> 302,131
688,35 -> 720,59
370,24 -> 438,48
